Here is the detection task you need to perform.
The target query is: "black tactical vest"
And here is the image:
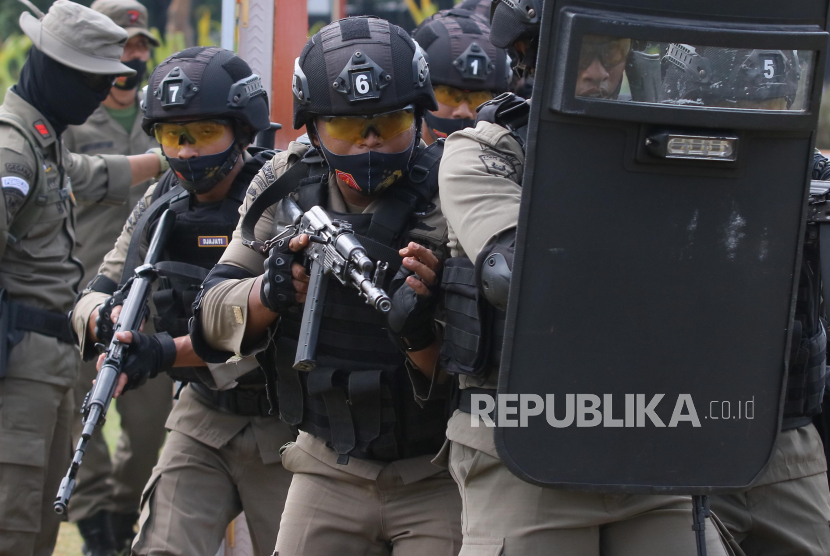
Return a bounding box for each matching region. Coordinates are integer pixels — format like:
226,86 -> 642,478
146,171 -> 246,338
439,95 -> 525,381
270,143 -> 451,463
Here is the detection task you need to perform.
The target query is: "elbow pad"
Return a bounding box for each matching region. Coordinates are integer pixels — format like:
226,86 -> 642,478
475,231 -> 515,312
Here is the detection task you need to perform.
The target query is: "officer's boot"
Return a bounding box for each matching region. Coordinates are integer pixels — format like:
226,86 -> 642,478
77,510 -> 118,556
111,511 -> 140,555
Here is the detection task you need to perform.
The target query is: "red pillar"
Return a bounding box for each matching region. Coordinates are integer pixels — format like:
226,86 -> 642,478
271,0 -> 309,149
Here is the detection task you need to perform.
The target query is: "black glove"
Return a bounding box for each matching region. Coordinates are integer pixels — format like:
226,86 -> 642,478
119,331 -> 177,393
94,293 -> 124,346
387,266 -> 439,352
260,237 -> 299,313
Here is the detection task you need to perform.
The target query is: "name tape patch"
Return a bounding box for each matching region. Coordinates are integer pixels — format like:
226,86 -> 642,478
198,236 -> 228,247
2,175 -> 30,196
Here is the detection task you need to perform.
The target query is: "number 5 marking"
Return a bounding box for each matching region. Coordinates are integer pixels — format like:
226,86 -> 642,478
169,84 -> 180,102
764,60 -> 774,79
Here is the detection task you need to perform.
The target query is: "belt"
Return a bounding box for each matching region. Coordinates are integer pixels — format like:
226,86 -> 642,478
190,382 -> 273,417
9,301 -> 75,344
458,387 -> 497,419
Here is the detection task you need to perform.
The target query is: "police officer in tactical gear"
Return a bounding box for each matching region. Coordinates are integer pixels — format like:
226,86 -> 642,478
62,2 -> 168,553
0,2 -> 163,554
193,17 -> 462,555
659,45 -> 830,555
412,7 -> 509,143
71,47 -> 296,556
436,1 -> 731,553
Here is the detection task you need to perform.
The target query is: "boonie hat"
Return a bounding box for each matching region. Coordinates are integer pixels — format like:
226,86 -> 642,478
91,0 -> 160,47
19,0 -> 135,76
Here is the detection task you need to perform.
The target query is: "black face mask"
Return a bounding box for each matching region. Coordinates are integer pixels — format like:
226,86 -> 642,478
424,111 -> 475,141
114,58 -> 147,91
13,47 -> 112,135
166,141 -> 242,194
315,125 -> 416,198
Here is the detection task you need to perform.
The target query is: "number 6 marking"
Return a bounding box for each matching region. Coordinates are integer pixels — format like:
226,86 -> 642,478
764,60 -> 774,79
355,74 -> 370,95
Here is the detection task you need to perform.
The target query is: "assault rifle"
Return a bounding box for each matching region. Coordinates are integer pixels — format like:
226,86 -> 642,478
253,198 -> 392,371
55,210 -> 176,514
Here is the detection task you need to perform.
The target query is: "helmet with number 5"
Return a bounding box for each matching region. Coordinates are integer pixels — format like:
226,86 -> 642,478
662,45 -> 801,109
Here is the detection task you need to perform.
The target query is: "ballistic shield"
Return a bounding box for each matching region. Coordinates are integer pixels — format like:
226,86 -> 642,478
498,0 -> 829,494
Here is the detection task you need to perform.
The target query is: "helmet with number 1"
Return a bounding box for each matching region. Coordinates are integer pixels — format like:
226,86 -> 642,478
412,8 -> 509,140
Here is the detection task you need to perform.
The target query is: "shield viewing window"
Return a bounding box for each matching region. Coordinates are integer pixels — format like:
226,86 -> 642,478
573,36 -> 814,113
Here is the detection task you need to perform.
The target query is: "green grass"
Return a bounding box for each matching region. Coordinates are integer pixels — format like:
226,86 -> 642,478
54,404 -> 123,556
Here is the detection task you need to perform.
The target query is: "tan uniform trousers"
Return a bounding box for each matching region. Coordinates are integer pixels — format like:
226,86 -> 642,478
67,359 -> 172,520
710,424 -> 830,556
132,388 -> 294,556
445,411 -> 729,556
276,437 -> 462,556
0,341 -> 75,556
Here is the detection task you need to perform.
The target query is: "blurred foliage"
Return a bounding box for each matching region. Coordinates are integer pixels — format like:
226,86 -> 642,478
0,5 -> 219,104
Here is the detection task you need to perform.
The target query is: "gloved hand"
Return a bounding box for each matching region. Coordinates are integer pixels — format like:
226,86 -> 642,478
118,331 -> 177,393
387,243 -> 441,352
94,293 -> 123,345
260,236 -> 302,313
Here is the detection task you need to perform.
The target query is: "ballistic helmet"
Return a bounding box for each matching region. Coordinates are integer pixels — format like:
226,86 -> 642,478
662,45 -> 801,109
141,47 -> 270,140
292,16 -> 438,129
412,8 -> 509,93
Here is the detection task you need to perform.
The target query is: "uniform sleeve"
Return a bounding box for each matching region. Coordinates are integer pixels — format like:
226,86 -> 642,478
64,146 -> 132,206
438,121 -> 524,259
72,184 -> 156,354
0,125 -> 39,260
198,146 -> 305,356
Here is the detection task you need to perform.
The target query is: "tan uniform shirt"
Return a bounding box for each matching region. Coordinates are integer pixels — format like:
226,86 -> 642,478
437,120 -> 524,454
63,93 -> 157,282
71,164 -> 295,462
0,89 -> 132,316
198,141 -> 450,480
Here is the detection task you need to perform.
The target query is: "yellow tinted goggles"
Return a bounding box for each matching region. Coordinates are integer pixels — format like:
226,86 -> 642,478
433,85 -> 494,109
153,120 -> 230,148
322,108 -> 415,145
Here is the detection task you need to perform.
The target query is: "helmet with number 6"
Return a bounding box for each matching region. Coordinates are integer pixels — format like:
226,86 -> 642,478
291,16 -> 437,128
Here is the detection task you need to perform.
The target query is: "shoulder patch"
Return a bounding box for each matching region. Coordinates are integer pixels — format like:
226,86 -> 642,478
5,162 -> 33,180
33,120 -> 51,139
479,153 -> 517,178
2,175 -> 30,196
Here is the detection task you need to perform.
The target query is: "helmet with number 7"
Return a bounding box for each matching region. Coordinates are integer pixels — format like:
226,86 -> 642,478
140,47 -> 271,194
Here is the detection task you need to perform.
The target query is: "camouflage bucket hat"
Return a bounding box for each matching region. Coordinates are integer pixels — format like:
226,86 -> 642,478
19,0 -> 135,76
91,0 -> 160,47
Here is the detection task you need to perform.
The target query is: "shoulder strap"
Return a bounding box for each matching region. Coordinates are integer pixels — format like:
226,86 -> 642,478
476,92 -> 530,149
0,113 -> 47,241
240,159 -> 310,253
364,141 -> 443,247
120,183 -> 189,286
